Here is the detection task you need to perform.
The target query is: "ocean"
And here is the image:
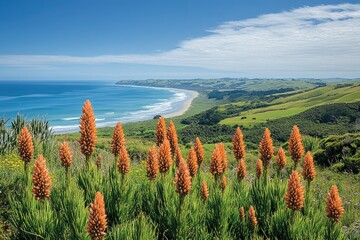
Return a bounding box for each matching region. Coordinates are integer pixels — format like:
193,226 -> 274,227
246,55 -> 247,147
0,81 -> 191,133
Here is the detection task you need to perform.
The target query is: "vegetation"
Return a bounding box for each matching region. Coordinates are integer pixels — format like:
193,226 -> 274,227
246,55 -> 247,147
1,99 -> 359,239
314,133 -> 360,173
245,102 -> 360,144
221,84 -> 360,127
208,87 -> 295,101
1,115 -> 53,155
116,78 -> 325,92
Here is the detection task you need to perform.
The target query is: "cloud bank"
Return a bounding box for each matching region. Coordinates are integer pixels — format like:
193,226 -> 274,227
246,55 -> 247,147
1,3 -> 360,78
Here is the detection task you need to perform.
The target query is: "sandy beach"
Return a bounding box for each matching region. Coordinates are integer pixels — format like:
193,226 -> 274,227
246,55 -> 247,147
116,84 -> 199,119
163,88 -> 199,118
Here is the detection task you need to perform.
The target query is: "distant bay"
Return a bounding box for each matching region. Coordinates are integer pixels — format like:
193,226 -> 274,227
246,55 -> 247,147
0,81 -> 197,134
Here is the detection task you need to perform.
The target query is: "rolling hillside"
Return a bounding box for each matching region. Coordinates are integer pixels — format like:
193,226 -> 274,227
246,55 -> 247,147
220,84 -> 360,127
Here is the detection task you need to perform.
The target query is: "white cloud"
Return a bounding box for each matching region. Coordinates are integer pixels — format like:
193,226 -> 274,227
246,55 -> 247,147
0,3 -> 360,77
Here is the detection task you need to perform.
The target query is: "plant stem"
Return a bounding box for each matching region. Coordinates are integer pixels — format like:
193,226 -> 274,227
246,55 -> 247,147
65,167 -> 70,184
177,195 -> 185,238
114,155 -> 117,169
24,162 -> 29,183
294,161 -> 298,171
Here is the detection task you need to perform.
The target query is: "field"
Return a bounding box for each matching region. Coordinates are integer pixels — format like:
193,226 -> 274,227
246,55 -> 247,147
220,84 -> 360,127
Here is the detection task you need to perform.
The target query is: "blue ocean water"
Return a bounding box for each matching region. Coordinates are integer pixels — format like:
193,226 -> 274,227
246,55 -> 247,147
0,81 -> 189,133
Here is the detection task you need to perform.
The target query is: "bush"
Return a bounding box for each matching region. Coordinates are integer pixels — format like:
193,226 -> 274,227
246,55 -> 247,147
313,133 -> 360,173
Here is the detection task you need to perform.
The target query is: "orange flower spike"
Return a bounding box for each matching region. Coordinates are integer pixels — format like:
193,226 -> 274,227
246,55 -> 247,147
276,147 -> 287,170
59,141 -> 72,168
117,145 -> 130,176
187,147 -> 198,177
248,206 -> 258,228
237,158 -> 247,180
256,159 -> 263,179
32,155 -> 51,201
146,146 -> 159,181
209,145 -> 223,179
156,116 -> 167,147
200,180 -> 209,201
288,125 -> 304,166
285,171 -> 305,211
239,207 -> 245,221
79,100 -> 97,158
175,146 -> 183,168
110,122 -> 126,157
326,185 -> 345,222
86,192 -> 107,240
259,128 -> 274,168
167,120 -> 178,155
218,143 -> 228,172
18,126 -> 34,163
194,137 -> 205,166
302,151 -> 316,182
221,175 -> 227,192
158,139 -> 172,173
174,160 -> 192,197
232,127 -> 246,161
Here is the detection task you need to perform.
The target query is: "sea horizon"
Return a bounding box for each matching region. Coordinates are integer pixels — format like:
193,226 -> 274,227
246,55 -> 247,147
0,80 -> 197,134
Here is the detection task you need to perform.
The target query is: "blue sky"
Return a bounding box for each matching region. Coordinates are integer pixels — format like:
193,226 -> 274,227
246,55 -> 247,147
0,0 -> 359,80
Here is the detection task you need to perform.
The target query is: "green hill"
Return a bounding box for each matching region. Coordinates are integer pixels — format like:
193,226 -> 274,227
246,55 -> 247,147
220,84 -> 360,127
244,102 -> 360,144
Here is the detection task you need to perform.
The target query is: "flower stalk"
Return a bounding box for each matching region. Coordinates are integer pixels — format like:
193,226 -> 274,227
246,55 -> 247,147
79,100 -> 97,167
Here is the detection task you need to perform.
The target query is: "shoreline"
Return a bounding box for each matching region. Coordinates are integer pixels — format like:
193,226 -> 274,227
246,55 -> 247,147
163,88 -> 199,118
117,84 -> 199,119
54,85 -> 199,134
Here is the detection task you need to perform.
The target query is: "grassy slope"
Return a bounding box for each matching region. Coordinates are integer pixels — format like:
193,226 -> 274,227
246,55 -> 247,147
220,84 -> 360,127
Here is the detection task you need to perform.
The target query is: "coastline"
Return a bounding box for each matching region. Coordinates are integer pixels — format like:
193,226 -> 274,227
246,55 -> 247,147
52,85 -> 199,134
116,84 -> 199,119
163,88 -> 199,118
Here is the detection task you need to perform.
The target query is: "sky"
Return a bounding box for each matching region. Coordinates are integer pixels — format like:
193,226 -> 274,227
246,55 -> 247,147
0,0 -> 359,80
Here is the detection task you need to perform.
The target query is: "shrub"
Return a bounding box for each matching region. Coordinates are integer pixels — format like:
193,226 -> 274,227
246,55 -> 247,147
313,133 -> 360,173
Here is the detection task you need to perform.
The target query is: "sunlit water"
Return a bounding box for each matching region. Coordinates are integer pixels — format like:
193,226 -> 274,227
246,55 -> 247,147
0,81 -> 190,133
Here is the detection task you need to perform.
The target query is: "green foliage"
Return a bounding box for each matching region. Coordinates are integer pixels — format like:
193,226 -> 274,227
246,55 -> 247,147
102,167 -> 142,226
4,155 -> 353,239
302,135 -> 320,152
244,102 -> 360,145
9,177 -> 60,240
77,164 -> 103,205
208,88 -> 295,101
250,177 -> 286,238
181,101 -> 270,126
107,214 -> 157,240
0,115 -> 53,155
179,123 -> 234,144
313,133 -> 360,173
52,180 -> 89,240
2,114 -> 358,239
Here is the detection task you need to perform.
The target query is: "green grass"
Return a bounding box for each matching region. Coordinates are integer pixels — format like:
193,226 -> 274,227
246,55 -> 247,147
220,85 -> 360,127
